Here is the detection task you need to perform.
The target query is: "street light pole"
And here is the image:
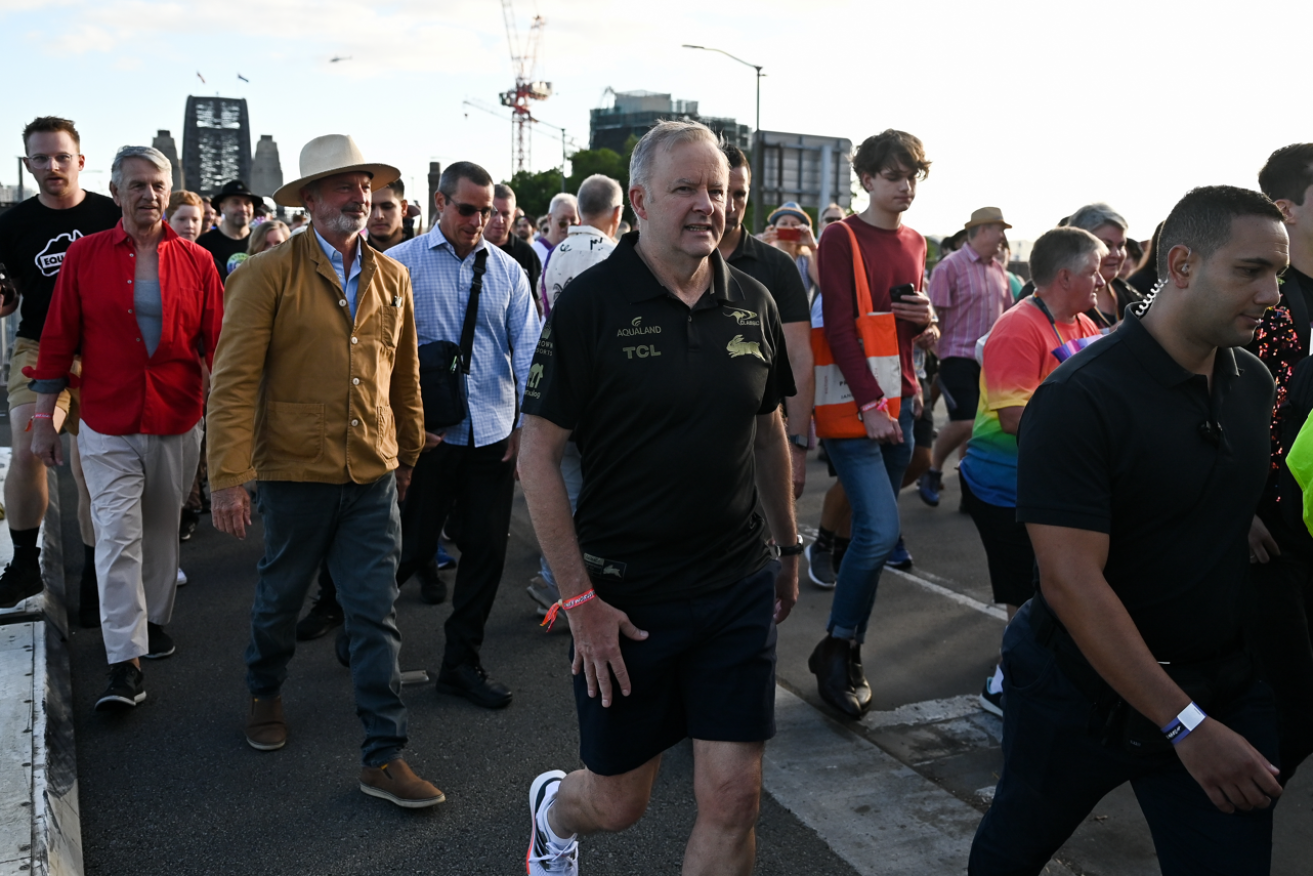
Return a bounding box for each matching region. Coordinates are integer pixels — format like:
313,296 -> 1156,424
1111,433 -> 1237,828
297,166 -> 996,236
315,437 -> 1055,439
682,44 -> 764,233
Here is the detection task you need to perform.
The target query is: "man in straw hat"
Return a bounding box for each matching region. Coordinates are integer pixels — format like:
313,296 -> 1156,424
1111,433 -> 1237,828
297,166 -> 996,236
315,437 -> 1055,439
918,205 -> 1014,509
207,134 -> 441,808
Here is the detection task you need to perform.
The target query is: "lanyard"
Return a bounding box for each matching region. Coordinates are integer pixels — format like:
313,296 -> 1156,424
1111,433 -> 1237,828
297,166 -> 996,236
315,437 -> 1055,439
1029,296 -> 1069,347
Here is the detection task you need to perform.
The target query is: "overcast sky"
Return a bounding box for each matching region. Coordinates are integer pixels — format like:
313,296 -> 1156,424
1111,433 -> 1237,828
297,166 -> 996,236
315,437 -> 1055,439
2,0 -> 1306,244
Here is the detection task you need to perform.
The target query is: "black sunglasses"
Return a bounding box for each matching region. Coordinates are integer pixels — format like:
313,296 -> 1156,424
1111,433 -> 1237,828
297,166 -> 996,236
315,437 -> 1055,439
447,200 -> 493,219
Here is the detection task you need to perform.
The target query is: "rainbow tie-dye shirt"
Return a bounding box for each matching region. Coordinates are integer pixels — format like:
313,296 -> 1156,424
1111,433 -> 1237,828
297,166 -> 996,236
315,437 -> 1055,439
959,299 -> 1104,507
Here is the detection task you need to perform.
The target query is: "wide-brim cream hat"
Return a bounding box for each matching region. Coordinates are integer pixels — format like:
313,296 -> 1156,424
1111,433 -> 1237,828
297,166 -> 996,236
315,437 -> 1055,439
273,134 -> 401,208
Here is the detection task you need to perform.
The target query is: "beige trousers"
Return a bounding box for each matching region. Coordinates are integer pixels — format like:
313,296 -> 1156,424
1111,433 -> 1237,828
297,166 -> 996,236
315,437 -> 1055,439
78,420 -> 203,663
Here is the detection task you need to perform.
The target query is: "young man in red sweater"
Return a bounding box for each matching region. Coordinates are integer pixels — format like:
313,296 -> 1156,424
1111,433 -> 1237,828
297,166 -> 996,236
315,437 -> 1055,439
809,129 -> 936,717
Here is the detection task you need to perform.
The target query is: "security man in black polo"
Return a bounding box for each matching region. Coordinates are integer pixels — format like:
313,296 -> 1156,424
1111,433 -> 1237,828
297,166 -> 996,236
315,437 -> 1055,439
717,143 -> 815,496
969,186 -> 1289,876
517,121 -> 798,876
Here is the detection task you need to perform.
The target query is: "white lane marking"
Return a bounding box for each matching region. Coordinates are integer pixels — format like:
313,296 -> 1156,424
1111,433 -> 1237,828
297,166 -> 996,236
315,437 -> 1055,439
862,694 -> 983,731
797,522 -> 1007,622
764,686 -> 985,875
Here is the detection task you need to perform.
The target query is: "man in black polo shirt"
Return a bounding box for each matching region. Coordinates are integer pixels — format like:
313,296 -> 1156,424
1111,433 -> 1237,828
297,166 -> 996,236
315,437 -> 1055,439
518,120 -> 798,876
717,143 -> 814,496
969,186 -> 1288,875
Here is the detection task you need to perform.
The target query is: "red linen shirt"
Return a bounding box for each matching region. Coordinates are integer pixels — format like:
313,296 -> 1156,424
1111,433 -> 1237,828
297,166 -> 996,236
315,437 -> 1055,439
818,218 -> 926,405
26,221 -> 223,436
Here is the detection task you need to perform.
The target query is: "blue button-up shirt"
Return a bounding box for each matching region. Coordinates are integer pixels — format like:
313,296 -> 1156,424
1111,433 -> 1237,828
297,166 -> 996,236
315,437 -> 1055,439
387,226 -> 540,447
314,228 -> 364,317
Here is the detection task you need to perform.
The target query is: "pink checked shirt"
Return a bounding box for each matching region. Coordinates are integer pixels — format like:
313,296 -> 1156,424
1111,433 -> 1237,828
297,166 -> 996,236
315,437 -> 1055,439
928,244 -> 1013,360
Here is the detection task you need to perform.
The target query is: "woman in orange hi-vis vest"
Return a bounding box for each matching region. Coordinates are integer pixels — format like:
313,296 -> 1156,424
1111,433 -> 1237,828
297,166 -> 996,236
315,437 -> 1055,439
807,130 -> 937,719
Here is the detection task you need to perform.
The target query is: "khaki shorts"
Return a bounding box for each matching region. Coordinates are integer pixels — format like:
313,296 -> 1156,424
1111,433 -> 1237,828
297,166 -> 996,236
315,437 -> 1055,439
7,337 -> 80,434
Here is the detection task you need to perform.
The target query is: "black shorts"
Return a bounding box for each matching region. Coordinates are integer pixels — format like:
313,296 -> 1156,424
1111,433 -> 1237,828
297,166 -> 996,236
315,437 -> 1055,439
961,476 -> 1035,607
913,375 -> 936,449
938,356 -> 982,422
573,564 -> 778,776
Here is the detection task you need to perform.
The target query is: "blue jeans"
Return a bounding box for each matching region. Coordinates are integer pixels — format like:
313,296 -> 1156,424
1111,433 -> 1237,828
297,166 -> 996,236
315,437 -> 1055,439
824,399 -> 915,642
539,441 -> 584,589
246,477 -> 407,767
969,601 -> 1278,875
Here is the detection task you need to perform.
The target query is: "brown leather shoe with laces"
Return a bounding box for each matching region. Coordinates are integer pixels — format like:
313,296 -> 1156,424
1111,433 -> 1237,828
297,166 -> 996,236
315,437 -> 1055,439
359,759 -> 446,809
245,695 -> 287,751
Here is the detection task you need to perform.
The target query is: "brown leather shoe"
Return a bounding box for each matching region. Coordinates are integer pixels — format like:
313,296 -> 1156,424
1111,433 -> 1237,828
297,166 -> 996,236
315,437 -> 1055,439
245,695 -> 287,751
359,759 -> 446,809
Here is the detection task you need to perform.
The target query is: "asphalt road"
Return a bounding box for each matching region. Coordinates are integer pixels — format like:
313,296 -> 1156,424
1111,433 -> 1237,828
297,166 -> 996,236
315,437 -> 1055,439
48,420 -> 1313,875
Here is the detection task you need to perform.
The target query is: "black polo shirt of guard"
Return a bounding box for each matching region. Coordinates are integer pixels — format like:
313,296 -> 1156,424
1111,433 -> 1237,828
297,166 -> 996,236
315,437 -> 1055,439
1016,309 -> 1274,662
724,228 -> 812,324
523,231 -> 795,608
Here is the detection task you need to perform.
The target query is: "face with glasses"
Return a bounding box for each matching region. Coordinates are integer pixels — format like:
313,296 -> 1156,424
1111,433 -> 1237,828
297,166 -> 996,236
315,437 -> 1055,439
1091,222 -> 1128,282
436,178 -> 495,255
24,131 -> 85,200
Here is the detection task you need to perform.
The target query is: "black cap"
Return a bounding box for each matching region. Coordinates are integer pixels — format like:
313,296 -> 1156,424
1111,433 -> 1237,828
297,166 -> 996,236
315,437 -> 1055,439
211,179 -> 262,209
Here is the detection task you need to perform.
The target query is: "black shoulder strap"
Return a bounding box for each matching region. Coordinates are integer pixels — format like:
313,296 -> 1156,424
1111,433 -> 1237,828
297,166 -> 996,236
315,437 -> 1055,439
458,249 -> 489,375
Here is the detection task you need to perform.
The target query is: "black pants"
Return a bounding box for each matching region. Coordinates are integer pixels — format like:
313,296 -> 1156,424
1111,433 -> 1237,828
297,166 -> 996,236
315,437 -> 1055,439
1245,544 -> 1313,782
400,438 -> 515,669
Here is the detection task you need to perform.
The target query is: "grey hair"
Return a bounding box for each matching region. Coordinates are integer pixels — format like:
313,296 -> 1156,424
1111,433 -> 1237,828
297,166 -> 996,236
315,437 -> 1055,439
1029,227 -> 1106,287
493,183 -> 515,201
548,192 -> 578,216
628,120 -> 722,198
110,145 -> 171,191
576,174 -> 623,220
1067,202 -> 1128,234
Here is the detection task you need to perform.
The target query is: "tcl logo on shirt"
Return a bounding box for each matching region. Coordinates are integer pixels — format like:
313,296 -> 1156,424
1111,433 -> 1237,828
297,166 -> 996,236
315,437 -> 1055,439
35,231 -> 84,277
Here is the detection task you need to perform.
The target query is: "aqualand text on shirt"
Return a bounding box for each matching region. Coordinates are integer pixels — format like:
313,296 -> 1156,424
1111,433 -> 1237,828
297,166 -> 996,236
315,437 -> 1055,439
959,298 -> 1104,508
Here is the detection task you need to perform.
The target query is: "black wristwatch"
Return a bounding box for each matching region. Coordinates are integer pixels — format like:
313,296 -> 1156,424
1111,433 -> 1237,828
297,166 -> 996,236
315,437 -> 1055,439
774,535 -> 805,558
787,433 -> 809,451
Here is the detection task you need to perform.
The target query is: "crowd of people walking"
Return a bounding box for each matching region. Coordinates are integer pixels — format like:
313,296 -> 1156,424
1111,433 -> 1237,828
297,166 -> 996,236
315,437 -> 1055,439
1,111 -> 1311,875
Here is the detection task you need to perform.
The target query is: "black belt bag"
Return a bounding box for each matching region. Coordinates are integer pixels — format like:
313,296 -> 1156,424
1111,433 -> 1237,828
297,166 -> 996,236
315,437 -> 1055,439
1030,593 -> 1254,756
418,249 -> 488,430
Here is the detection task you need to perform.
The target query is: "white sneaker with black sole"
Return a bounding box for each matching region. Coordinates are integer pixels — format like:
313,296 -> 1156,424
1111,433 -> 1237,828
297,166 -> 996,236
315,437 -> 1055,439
804,542 -> 837,590
95,662 -> 146,711
526,770 -> 578,875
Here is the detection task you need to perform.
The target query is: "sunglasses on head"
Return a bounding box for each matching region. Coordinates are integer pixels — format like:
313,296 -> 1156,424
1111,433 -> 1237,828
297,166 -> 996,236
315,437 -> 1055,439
447,200 -> 492,219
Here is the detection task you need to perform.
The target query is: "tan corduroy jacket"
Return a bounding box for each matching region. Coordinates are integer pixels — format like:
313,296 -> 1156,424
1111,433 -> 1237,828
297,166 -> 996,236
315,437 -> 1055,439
207,229 -> 424,489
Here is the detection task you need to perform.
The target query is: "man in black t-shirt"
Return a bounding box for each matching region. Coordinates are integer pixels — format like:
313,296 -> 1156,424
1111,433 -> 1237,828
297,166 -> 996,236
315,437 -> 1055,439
518,121 -> 798,876
716,143 -> 814,497
0,117 -> 120,615
195,179 -> 259,282
970,187 -> 1289,874
486,183 -> 542,309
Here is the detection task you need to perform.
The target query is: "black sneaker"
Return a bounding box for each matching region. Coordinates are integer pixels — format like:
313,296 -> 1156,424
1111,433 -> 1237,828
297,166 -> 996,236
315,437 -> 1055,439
145,623 -> 175,659
295,598 -> 344,641
917,470 -> 943,507
979,676 -> 1003,718
95,662 -> 146,711
436,662 -> 512,709
418,561 -> 447,605
179,508 -> 200,542
804,542 -> 837,589
0,552 -> 43,609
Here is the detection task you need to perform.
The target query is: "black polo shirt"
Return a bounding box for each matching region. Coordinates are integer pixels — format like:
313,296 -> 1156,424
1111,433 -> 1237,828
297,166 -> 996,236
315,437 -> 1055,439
523,232 -> 795,607
500,234 -> 542,301
1016,310 -> 1274,662
724,228 -> 811,324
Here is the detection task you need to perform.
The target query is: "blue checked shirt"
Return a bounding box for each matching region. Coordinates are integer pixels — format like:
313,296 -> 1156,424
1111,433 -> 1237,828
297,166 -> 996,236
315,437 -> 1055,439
387,226 -> 541,448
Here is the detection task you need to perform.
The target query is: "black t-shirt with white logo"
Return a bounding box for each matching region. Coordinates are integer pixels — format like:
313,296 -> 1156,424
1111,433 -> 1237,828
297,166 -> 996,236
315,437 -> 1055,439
0,192 -> 122,340
523,232 -> 795,607
196,228 -> 252,284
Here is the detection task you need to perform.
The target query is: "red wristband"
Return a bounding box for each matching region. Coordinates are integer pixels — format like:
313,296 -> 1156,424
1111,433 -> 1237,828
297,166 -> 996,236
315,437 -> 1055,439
540,588 -> 597,631
859,398 -> 889,414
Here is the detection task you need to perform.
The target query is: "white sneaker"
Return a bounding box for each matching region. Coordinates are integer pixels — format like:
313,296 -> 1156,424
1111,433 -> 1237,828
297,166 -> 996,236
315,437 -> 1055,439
176,568 -> 188,587
526,770 -> 578,875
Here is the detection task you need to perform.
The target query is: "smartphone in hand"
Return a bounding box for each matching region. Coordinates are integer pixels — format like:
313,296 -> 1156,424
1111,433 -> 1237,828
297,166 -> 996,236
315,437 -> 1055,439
889,283 -> 915,304
775,227 -> 801,242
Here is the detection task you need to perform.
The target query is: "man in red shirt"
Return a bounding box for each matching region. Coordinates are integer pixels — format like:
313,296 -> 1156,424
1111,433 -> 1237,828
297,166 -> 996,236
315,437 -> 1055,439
810,129 -> 934,717
28,145 -> 222,712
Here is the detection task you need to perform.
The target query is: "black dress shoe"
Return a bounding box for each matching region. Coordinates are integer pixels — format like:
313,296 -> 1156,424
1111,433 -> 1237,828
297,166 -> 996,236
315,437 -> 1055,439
296,599 -> 344,641
179,508 -> 200,542
436,663 -> 512,709
808,635 -> 863,719
418,561 -> 447,605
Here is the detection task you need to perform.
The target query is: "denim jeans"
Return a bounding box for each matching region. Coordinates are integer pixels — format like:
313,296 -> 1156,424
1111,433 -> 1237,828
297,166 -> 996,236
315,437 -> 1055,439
246,477 -> 407,767
969,601 -> 1278,875
540,441 -> 584,588
823,400 -> 915,642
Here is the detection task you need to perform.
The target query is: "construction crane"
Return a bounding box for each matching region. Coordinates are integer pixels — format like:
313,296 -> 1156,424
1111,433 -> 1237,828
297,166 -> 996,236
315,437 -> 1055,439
499,0 -> 551,173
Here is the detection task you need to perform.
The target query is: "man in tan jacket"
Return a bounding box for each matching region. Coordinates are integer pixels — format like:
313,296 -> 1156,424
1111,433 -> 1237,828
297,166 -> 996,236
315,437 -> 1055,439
207,135 -> 441,809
